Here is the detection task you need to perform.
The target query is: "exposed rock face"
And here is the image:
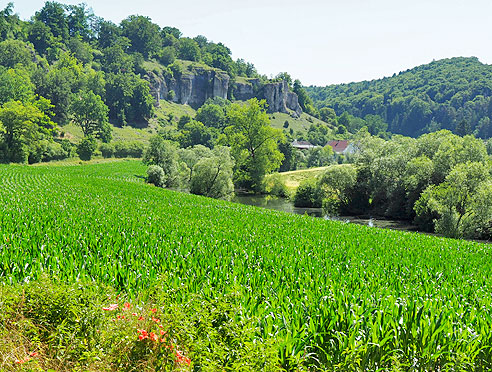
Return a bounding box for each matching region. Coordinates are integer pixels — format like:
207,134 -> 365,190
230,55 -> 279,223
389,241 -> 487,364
260,81 -> 302,117
147,68 -> 229,109
147,66 -> 302,116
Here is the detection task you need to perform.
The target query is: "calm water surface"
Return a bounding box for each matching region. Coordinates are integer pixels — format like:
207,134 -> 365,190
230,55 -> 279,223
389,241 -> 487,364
232,194 -> 417,231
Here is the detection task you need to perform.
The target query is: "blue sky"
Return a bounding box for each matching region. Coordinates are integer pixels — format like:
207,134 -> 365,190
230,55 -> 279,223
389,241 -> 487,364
10,0 -> 492,86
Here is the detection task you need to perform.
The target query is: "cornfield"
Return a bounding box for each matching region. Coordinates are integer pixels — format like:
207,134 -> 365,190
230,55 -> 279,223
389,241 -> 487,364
2,160 -> 492,370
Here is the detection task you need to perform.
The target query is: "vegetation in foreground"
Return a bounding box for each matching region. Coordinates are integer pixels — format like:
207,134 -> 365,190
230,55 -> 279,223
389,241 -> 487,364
2,160 -> 492,370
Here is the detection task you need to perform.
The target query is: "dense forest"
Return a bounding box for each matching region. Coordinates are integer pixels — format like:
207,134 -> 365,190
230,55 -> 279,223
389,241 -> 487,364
0,1 -> 275,163
306,57 -> 492,138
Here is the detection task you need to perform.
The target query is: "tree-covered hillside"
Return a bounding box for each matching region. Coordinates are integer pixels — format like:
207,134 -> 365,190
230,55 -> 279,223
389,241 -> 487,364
306,57 -> 492,138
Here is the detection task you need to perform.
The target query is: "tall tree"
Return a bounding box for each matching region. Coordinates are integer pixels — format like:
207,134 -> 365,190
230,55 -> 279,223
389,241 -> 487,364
71,90 -> 111,142
225,99 -> 284,192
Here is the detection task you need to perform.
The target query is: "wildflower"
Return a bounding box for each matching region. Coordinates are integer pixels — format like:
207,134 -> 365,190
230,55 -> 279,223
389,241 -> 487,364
137,329 -> 149,340
132,312 -> 138,316
160,329 -> 165,336
175,350 -> 191,366
102,304 -> 118,311
123,302 -> 131,310
152,316 -> 160,323
138,316 -> 144,321
150,308 -> 157,313
150,332 -> 158,342
29,352 -> 38,357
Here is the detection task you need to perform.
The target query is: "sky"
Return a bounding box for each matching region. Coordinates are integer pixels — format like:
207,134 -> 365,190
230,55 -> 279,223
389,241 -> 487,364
9,0 -> 492,86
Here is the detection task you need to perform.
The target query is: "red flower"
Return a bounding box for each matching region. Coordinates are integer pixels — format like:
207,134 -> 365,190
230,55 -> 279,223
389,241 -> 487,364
149,332 -> 158,342
29,352 -> 38,357
123,302 -> 131,310
132,312 -> 138,316
138,316 -> 144,321
102,304 -> 118,311
150,308 -> 157,313
152,316 -> 160,323
175,350 -> 191,365
160,329 -> 165,336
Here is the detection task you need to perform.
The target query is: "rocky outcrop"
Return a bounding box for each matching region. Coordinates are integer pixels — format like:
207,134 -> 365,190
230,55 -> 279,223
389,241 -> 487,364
147,64 -> 302,116
147,67 -> 229,109
260,81 -> 302,117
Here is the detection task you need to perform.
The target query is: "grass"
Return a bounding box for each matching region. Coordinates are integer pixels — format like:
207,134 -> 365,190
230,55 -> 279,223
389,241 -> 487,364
267,166 -> 329,191
154,100 -> 196,124
269,112 -> 332,136
3,161 -> 492,370
61,122 -> 157,143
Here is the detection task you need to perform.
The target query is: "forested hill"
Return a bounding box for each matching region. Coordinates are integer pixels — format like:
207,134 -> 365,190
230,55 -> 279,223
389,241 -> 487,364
306,57 -> 492,138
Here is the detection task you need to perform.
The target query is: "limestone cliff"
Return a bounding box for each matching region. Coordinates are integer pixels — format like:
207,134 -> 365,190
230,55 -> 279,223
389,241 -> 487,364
147,62 -> 302,116
147,66 -> 229,109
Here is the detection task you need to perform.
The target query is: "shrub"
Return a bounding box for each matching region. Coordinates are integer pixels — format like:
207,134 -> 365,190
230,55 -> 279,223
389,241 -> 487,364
114,141 -> 146,158
146,165 -> 166,187
100,142 -> 115,158
293,179 -> 324,207
77,137 -> 97,161
264,175 -> 289,198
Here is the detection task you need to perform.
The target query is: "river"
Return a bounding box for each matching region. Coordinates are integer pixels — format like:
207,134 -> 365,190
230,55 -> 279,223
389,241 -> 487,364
232,194 -> 417,232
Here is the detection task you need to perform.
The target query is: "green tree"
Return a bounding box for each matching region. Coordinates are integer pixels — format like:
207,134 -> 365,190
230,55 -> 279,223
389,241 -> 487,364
77,136 -> 96,161
190,146 -> 235,200
120,15 -> 161,58
195,103 -> 226,129
143,135 -> 180,187
415,161 -> 490,238
225,99 -> 284,192
319,164 -> 357,214
0,100 -> 55,163
71,90 -> 111,142
177,38 -> 200,61
0,40 -> 33,68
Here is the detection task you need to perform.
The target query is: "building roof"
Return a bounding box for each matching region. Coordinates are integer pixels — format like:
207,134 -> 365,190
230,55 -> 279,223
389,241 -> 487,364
291,140 -> 316,150
326,140 -> 349,153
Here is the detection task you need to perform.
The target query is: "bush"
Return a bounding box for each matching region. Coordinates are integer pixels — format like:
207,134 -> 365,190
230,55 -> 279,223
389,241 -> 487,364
264,175 -> 289,198
100,142 -> 115,158
293,179 -> 324,207
146,165 -> 166,187
114,141 -> 146,158
77,137 -> 97,161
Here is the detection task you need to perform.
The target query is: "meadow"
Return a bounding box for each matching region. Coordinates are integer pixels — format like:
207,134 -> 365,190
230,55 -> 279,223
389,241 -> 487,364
2,160 -> 492,371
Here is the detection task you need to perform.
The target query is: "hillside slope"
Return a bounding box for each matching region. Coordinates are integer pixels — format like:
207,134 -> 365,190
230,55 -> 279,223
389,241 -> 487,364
306,57 -> 492,137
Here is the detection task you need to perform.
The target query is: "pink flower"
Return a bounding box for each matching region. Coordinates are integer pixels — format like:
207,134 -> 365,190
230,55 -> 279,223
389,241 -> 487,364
123,302 -> 131,310
102,304 -> 118,311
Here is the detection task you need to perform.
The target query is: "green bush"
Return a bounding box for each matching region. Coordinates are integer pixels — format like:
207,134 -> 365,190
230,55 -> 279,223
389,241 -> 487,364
146,165 -> 166,187
293,178 -> 324,207
114,141 -> 146,158
77,137 -> 97,161
100,142 -> 115,158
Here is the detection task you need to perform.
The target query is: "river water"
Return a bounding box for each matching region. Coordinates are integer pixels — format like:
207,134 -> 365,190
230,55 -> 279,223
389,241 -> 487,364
232,194 -> 417,232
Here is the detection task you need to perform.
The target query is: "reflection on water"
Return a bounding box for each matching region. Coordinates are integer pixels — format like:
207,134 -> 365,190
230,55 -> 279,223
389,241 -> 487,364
232,195 -> 416,231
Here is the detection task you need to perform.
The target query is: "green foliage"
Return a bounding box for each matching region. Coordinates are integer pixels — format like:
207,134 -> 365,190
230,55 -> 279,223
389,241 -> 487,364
195,103 -> 227,129
189,146 -> 234,200
293,178 -> 324,207
177,37 -> 201,62
121,15 -> 162,58
99,142 -> 114,158
76,136 -> 96,160
113,140 -> 146,158
0,100 -> 56,163
3,161 -> 492,369
105,72 -> 154,125
319,164 -> 357,214
307,57 -> 492,138
70,89 -> 111,142
146,164 -> 166,187
143,135 -> 180,187
225,99 -> 284,192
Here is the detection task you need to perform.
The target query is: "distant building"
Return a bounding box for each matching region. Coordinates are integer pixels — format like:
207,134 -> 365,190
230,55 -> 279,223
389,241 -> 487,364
326,140 -> 356,154
291,140 -> 316,150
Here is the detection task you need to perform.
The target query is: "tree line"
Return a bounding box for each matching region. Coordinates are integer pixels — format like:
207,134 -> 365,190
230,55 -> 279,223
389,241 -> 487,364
306,57 -> 492,139
294,129 -> 492,240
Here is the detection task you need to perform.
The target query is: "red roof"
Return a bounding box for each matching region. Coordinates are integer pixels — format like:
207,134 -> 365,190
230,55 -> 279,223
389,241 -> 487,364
326,140 -> 349,153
